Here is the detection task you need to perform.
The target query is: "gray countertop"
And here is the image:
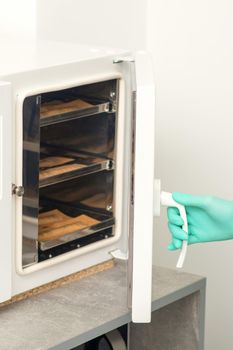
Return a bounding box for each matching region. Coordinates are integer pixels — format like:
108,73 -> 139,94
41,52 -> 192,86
0,262 -> 205,350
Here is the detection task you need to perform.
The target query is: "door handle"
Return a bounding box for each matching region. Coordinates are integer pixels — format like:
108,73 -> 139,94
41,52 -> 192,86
154,179 -> 188,269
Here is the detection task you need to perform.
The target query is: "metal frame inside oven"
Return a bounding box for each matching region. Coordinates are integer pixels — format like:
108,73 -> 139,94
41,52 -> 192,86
15,74 -> 128,275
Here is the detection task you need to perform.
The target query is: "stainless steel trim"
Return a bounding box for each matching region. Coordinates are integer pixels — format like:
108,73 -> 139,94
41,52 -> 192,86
40,159 -> 114,188
22,94 -> 40,267
39,218 -> 115,251
121,56 -> 137,311
40,102 -> 111,127
127,88 -> 136,309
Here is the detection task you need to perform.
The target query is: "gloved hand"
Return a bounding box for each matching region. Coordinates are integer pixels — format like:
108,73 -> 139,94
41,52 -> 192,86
167,192 -> 233,250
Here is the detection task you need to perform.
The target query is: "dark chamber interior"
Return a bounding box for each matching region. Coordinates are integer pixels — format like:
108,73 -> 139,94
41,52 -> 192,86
22,80 -> 118,266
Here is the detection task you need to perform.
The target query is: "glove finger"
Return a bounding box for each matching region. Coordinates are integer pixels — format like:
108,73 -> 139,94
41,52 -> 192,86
168,223 -> 188,241
167,242 -> 177,251
167,236 -> 186,250
173,237 -> 183,249
188,225 -> 201,244
172,192 -> 209,209
167,207 -> 179,216
167,207 -> 184,226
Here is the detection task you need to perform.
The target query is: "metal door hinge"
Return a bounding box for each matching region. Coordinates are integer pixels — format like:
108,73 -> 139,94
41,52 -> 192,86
113,56 -> 135,64
12,184 -> 24,197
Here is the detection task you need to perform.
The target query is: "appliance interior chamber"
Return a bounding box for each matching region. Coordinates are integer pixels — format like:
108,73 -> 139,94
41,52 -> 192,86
22,79 -> 120,268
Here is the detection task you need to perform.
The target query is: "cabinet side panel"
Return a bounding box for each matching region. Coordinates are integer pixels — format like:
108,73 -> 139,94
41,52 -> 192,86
0,82 -> 12,301
130,292 -> 201,350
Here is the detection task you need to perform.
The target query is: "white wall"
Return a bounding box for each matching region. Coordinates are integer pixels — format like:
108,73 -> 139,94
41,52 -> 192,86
147,1 -> 233,349
37,0 -> 147,50
0,0 -> 37,40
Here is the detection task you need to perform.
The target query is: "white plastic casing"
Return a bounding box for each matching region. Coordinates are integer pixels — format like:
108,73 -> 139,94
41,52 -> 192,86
131,52 -> 156,323
0,81 -> 12,302
0,42 -> 132,301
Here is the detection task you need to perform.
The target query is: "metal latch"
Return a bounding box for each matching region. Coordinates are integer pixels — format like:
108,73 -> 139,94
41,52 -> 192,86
12,184 -> 24,197
110,249 -> 128,261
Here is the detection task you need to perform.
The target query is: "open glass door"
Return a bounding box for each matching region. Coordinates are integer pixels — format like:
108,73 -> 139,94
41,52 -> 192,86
0,81 -> 12,302
114,52 -> 155,323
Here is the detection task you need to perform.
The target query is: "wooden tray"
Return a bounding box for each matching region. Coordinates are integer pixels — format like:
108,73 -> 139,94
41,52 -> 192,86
38,209 -> 100,241
39,156 -> 86,181
41,99 -> 93,119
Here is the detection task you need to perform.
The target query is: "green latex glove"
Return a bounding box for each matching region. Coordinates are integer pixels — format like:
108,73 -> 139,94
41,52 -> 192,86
167,192 -> 233,251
